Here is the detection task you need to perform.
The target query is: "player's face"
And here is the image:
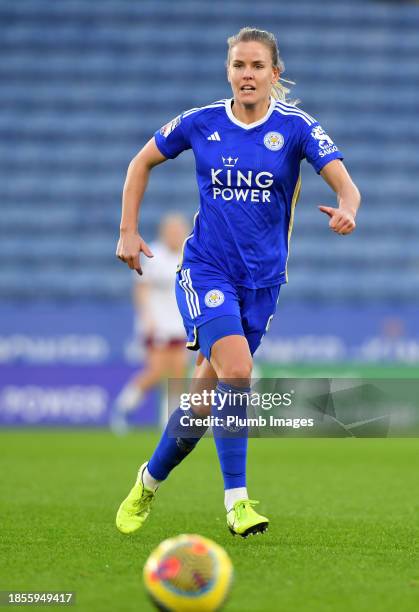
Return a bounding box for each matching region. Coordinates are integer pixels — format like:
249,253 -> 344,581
227,42 -> 279,106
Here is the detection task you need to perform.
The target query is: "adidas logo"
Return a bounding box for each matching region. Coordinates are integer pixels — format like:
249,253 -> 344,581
207,131 -> 221,141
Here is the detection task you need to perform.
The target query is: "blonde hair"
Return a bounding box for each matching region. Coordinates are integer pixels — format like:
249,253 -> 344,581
227,27 -> 297,104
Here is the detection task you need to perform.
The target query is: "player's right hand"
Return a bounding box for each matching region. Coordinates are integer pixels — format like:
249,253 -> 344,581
116,232 -> 154,275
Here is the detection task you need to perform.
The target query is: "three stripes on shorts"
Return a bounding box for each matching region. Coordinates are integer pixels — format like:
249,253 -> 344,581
179,269 -> 201,319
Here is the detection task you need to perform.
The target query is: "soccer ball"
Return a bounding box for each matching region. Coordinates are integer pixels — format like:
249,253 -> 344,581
143,534 -> 233,611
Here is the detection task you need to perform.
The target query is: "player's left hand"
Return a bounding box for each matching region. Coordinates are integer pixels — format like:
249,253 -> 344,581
318,205 -> 356,235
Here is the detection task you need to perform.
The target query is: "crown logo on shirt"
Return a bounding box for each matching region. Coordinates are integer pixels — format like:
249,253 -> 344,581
222,156 -> 239,168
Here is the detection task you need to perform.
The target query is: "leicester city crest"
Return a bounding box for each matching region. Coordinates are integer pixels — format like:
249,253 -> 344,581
205,289 -> 225,308
264,131 -> 284,151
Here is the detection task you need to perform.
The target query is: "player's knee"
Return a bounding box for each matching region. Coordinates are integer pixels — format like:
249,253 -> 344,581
218,359 -> 253,383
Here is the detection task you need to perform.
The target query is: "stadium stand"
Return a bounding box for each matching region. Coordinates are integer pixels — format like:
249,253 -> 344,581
0,0 -> 418,300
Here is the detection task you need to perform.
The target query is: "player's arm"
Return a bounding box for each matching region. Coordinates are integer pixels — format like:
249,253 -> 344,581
318,159 -> 361,235
116,138 -> 167,274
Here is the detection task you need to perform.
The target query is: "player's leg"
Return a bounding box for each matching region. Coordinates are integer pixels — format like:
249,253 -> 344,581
197,328 -> 267,536
116,263 -> 238,534
145,353 -> 216,486
138,338 -> 189,390
166,342 -> 189,379
116,353 -> 216,534
144,263 -> 241,483
218,285 -> 281,536
129,342 -> 187,420
115,261 -> 217,534
132,346 -> 168,389
197,284 -> 281,537
209,334 -> 252,507
110,343 -> 168,434
174,265 -> 265,534
163,342 -> 189,428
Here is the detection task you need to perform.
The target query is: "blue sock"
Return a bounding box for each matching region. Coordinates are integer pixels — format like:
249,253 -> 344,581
211,382 -> 250,489
147,407 -> 207,481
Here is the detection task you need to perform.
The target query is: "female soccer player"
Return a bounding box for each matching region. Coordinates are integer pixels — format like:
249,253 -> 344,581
115,27 -> 360,537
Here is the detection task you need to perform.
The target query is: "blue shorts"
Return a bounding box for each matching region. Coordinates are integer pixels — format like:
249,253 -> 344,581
175,262 -> 281,360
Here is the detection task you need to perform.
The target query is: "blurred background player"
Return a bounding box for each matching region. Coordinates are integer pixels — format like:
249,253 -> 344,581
110,214 -> 190,433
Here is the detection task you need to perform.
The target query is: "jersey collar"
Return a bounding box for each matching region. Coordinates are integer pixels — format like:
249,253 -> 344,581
225,96 -> 276,130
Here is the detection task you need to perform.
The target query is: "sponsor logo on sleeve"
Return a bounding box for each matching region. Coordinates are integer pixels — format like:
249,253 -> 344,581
160,114 -> 181,137
310,125 -> 338,157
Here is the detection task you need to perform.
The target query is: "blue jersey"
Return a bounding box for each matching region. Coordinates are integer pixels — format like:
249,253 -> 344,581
154,97 -> 343,289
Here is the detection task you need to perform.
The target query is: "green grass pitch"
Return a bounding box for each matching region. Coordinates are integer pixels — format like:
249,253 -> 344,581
1,430 -> 418,611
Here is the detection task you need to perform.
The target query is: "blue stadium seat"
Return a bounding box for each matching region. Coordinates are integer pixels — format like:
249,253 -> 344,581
0,0 -> 418,301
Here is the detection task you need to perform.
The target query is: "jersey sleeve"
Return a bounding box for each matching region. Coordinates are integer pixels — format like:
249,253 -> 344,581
300,119 -> 343,173
154,112 -> 192,159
